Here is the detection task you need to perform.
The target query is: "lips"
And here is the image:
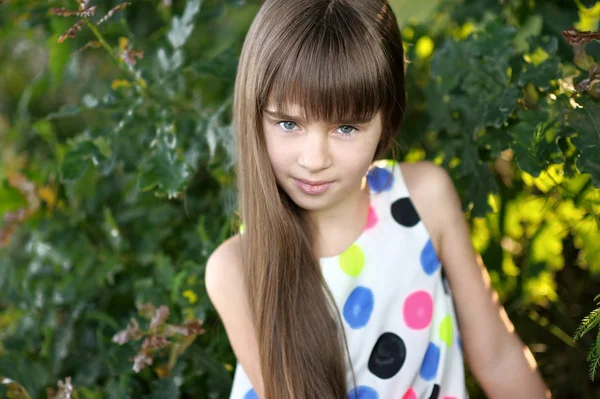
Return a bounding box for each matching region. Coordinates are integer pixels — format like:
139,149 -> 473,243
296,178 -> 332,186
294,178 -> 334,195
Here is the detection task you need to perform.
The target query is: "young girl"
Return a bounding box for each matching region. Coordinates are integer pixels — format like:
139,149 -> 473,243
205,1 -> 552,398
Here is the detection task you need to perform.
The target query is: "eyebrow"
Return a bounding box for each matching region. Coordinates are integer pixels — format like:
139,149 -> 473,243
262,109 -> 372,125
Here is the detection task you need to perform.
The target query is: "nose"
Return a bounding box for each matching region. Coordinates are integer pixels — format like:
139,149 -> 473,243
297,131 -> 331,173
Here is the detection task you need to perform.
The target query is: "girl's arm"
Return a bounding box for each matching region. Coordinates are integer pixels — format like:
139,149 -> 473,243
403,161 -> 552,399
205,235 -> 266,398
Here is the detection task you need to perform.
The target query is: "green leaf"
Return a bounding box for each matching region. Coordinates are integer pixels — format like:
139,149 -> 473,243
482,87 -> 522,128
47,33 -> 71,86
138,123 -> 192,198
518,58 -> 561,91
157,48 -> 184,73
568,97 -> 600,187
167,0 -> 202,49
60,140 -> 109,183
44,104 -> 83,120
430,39 -> 465,92
477,127 -> 512,157
509,122 -> 559,177
573,308 -> 600,340
455,144 -> 498,217
0,180 -> 27,215
146,378 -> 179,399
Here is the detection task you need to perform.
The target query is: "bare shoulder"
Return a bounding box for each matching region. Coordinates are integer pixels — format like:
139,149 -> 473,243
205,234 -> 265,395
398,161 -> 462,254
204,234 -> 244,309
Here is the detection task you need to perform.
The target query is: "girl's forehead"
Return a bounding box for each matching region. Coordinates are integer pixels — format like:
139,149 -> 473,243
263,101 -> 380,125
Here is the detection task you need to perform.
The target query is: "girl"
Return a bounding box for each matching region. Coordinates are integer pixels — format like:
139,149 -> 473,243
205,0 -> 552,398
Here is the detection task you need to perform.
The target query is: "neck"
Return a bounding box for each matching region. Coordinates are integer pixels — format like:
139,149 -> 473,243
310,177 -> 370,258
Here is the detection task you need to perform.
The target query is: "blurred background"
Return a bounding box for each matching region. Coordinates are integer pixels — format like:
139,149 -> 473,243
0,0 -> 599,398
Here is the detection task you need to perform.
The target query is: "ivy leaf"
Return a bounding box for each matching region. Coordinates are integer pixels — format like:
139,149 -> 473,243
167,0 -> 202,49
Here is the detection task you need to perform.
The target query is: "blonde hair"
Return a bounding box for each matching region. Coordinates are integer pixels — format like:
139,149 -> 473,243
233,1 -> 406,397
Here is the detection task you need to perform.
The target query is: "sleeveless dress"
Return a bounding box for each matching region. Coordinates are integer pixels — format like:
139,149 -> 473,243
228,160 -> 469,399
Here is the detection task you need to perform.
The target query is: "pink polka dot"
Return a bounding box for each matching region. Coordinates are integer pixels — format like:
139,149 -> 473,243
402,388 -> 417,399
443,397 -> 458,399
403,290 -> 434,330
365,206 -> 378,230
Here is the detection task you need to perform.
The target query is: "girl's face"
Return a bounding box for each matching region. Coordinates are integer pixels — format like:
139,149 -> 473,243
262,102 -> 383,213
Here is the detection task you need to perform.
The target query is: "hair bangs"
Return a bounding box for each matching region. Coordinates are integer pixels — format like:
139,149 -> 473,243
260,6 -> 388,125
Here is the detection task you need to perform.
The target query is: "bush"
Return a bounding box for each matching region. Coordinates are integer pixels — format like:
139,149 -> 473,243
0,0 -> 599,397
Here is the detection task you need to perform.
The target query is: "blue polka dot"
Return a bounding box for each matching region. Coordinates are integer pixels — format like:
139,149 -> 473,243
420,239 -> 440,275
366,167 -> 394,193
420,342 -> 440,381
243,389 -> 258,399
343,286 -> 375,329
348,385 -> 379,399
458,336 -> 463,351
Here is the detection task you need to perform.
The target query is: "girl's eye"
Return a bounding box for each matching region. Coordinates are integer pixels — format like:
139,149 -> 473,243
276,121 -> 358,136
278,121 -> 298,132
337,125 -> 357,136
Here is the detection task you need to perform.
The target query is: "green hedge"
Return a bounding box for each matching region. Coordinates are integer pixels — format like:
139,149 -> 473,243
0,0 -> 599,398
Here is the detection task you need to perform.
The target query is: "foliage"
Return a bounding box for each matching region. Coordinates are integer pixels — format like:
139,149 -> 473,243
0,0 -> 599,398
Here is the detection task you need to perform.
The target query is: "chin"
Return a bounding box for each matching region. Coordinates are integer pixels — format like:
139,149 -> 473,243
287,190 -> 335,212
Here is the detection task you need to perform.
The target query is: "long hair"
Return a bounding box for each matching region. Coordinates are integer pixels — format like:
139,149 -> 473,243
232,1 -> 406,397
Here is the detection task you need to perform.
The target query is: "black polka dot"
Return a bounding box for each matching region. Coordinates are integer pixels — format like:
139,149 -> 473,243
367,332 -> 406,379
428,384 -> 440,399
391,197 -> 420,227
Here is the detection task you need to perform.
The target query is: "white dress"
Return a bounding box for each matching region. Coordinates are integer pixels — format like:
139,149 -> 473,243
228,160 -> 468,399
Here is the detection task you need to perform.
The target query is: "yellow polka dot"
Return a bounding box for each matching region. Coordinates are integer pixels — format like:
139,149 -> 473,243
440,315 -> 453,347
339,244 -> 365,276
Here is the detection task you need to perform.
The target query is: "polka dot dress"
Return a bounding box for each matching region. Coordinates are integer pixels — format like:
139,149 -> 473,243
229,160 -> 468,399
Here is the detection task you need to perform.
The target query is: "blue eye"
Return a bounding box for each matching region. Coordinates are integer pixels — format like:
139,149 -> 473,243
278,121 -> 297,132
338,125 -> 357,136
277,121 -> 358,136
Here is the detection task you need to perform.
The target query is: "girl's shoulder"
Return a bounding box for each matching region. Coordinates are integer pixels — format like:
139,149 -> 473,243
205,234 -> 246,320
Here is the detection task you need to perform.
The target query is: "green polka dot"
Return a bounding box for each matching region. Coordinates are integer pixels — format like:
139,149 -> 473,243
339,244 -> 365,276
440,315 -> 453,347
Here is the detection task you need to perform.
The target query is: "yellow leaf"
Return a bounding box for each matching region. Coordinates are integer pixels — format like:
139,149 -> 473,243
38,186 -> 56,209
531,226 -> 564,270
118,36 -> 129,52
402,26 -> 414,41
415,36 -> 434,59
154,363 -> 171,378
524,271 -> 558,306
111,79 -> 131,90
182,289 -> 198,305
470,217 -> 490,253
575,1 -> 600,31
404,148 -> 425,163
